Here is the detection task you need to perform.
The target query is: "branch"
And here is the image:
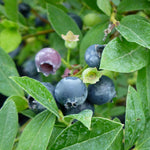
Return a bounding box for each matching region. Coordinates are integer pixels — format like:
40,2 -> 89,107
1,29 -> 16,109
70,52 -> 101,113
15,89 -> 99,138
22,29 -> 54,40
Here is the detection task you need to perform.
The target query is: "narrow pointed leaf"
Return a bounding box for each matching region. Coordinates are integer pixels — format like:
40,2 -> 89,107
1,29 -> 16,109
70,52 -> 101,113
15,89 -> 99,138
17,110 -> 56,150
4,0 -> 18,21
11,76 -> 59,117
0,101 -> 18,150
64,109 -> 93,130
0,47 -> 24,96
97,0 -> 111,16
51,117 -> 123,150
125,86 -> 145,150
116,15 -> 150,49
47,4 -> 82,40
100,37 -> 149,72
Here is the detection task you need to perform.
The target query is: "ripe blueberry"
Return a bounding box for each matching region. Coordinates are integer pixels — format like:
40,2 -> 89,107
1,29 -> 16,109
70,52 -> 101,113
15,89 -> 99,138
87,76 -> 116,105
54,77 -> 88,109
28,82 -> 55,113
84,44 -> 105,69
22,58 -> 39,78
35,48 -> 61,76
68,13 -> 83,30
18,3 -> 31,18
63,101 -> 94,115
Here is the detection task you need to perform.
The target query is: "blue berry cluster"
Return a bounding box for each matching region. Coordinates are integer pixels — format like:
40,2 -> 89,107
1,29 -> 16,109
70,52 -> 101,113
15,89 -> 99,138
28,44 -> 116,117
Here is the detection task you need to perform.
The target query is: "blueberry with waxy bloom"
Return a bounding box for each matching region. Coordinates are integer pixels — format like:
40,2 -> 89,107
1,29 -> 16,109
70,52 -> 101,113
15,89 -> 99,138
35,48 -> 61,76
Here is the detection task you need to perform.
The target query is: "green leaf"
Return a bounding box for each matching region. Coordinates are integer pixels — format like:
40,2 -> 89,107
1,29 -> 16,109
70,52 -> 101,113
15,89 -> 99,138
82,0 -> 100,11
97,0 -> 112,16
0,28 -> 22,53
125,86 -> 145,150
100,37 -> 149,73
135,120 -> 150,150
51,117 -> 123,150
45,0 -> 62,4
80,23 -> 108,65
6,96 -> 28,112
47,4 -> 82,40
112,0 -> 120,6
21,109 -> 36,118
17,110 -> 56,150
0,101 -> 18,150
64,109 -> 93,130
116,15 -> 150,49
4,0 -> 18,21
11,76 -> 59,117
109,106 -> 125,117
0,5 -> 6,16
47,126 -> 66,150
118,0 -> 150,13
0,47 -> 24,96
137,64 -> 150,121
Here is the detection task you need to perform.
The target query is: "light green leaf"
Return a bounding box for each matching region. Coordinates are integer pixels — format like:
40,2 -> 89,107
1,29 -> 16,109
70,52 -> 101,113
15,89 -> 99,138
0,101 -> 18,150
125,86 -> 145,150
4,0 -> 18,21
80,23 -> 108,65
64,109 -> 93,130
6,96 -> 28,112
47,4 -> 82,40
116,15 -> 150,49
17,110 -> 56,150
135,120 -> 150,150
0,28 -> 22,53
0,47 -> 24,96
100,37 -> 149,72
11,76 -> 59,117
51,117 -> 123,150
118,0 -> 150,13
137,63 -> 150,121
97,0 -> 112,16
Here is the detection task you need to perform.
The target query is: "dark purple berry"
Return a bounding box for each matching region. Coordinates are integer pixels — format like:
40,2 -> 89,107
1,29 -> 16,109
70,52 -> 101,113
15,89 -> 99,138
54,77 -> 88,109
18,3 -> 31,18
35,48 -> 61,76
87,76 -> 116,105
84,44 -> 105,69
22,58 -> 39,78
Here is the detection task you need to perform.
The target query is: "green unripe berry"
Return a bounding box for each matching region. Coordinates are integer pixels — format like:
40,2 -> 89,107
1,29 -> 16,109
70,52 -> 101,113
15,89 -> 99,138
83,13 -> 101,27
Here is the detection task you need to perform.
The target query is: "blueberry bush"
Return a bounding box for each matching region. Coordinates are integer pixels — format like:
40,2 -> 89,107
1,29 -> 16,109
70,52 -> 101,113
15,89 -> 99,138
0,0 -> 150,150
